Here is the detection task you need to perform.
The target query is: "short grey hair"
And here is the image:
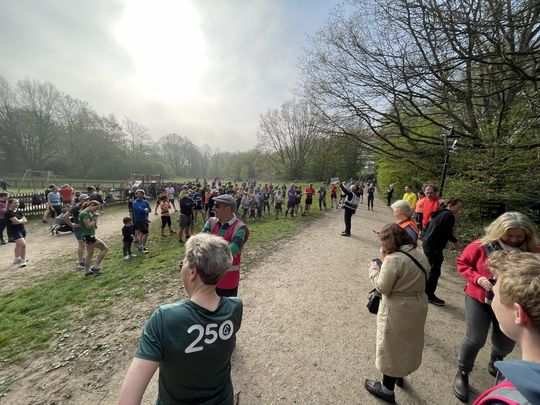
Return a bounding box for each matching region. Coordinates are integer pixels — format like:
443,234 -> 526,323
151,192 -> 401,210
184,233 -> 232,285
391,200 -> 414,219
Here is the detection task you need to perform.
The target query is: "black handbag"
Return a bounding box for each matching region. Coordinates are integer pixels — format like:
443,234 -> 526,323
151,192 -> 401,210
367,288 -> 381,314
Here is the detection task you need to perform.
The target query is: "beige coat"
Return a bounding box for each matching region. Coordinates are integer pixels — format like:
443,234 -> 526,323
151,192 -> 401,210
369,244 -> 430,377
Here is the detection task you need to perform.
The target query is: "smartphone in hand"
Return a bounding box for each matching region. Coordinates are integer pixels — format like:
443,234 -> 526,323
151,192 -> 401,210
373,258 -> 383,268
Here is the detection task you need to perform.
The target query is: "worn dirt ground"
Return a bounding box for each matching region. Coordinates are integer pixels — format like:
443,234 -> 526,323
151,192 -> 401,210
0,198 -> 519,404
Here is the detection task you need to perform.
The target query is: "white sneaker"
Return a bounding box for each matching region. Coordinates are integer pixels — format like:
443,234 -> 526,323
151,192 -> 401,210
13,257 -> 22,264
130,253 -> 137,258
20,260 -> 27,267
76,261 -> 85,269
123,255 -> 131,260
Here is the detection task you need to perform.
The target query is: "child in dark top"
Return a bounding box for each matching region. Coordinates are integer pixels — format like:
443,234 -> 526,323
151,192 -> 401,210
0,191 -> 8,244
122,217 -> 136,260
5,198 -> 28,267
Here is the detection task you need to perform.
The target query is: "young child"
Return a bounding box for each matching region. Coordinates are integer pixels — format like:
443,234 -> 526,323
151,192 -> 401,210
122,217 -> 136,260
473,251 -> 540,404
155,196 -> 176,237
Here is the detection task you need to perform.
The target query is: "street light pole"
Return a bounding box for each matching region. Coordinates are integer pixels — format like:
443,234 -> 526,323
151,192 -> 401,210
439,128 -> 459,197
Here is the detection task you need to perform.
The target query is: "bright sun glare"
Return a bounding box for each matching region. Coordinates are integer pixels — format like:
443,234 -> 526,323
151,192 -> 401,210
114,0 -> 207,100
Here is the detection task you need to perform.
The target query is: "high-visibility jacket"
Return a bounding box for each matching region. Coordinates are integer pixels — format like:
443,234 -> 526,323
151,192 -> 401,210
208,217 -> 249,290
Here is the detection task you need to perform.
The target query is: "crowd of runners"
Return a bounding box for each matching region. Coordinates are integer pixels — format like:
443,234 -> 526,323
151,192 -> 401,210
1,177 -> 540,405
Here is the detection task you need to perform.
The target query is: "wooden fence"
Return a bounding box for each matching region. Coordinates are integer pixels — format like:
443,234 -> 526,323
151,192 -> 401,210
8,192 -> 127,217
2,178 -> 127,192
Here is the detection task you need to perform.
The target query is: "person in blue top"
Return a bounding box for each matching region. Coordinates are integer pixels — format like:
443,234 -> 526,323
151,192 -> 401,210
131,189 -> 151,254
118,233 -> 243,405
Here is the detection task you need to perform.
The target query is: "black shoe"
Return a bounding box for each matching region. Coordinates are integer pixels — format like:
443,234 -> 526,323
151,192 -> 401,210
396,377 -> 404,388
452,370 -> 469,402
488,356 -> 504,378
428,295 -> 446,306
340,232 -> 351,237
364,379 -> 395,404
0,240 -> 5,245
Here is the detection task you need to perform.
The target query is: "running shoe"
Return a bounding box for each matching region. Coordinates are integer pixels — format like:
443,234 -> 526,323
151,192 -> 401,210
142,248 -> 149,254
130,253 -> 137,258
19,260 -> 27,268
124,255 -> 131,260
76,261 -> 85,269
90,266 -> 102,275
13,257 -> 22,264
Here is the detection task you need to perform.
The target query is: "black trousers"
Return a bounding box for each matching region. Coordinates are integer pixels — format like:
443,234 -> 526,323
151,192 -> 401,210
216,287 -> 238,297
123,240 -> 133,256
344,208 -> 354,234
424,249 -> 444,297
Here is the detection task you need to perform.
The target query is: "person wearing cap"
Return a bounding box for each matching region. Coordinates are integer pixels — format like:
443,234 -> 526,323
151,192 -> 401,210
202,194 -> 249,297
65,193 -> 90,269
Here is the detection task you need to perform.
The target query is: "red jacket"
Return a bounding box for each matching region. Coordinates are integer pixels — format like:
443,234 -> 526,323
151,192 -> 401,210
457,240 -> 540,303
456,240 -> 492,303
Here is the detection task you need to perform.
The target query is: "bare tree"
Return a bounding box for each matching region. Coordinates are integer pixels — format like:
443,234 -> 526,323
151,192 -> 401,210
257,99 -> 323,179
300,0 -> 540,157
15,78 -> 61,167
123,116 -> 150,155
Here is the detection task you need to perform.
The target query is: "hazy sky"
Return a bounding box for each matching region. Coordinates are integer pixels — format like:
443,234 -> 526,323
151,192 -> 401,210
0,0 -> 340,151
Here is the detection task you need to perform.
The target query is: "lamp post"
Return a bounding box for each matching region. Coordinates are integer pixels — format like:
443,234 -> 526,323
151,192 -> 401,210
439,128 -> 460,197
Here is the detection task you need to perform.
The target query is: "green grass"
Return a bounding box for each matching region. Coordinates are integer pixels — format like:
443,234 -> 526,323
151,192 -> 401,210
0,186 -> 328,365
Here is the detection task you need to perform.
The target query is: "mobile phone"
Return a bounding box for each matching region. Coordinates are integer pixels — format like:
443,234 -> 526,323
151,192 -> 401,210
372,258 -> 383,267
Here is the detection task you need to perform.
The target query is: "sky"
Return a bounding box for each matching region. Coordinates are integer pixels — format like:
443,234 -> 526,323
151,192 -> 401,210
0,0 -> 340,151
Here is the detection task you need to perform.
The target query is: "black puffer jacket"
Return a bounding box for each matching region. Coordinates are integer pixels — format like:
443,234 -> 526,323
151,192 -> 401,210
421,209 -> 457,252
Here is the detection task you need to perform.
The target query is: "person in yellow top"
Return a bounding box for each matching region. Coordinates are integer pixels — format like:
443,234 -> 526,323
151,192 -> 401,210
402,185 -> 417,209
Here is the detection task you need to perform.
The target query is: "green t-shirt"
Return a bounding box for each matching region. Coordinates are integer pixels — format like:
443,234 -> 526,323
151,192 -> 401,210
78,210 -> 95,237
136,297 -> 243,405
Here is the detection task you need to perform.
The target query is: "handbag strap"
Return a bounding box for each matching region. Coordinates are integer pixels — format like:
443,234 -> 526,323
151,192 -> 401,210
398,251 -> 428,283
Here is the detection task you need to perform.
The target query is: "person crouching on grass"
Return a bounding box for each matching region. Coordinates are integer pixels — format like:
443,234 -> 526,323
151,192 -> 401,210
117,233 -> 243,405
5,198 -> 28,267
472,251 -> 540,404
79,201 -> 108,276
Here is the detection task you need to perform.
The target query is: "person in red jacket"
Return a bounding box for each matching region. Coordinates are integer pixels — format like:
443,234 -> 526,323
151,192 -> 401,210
452,212 -> 540,403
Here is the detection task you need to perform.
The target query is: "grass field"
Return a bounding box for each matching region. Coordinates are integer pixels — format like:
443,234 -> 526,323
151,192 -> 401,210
0,185 -> 329,366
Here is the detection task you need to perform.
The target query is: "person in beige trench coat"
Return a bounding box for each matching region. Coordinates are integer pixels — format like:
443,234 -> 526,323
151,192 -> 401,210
365,223 -> 431,404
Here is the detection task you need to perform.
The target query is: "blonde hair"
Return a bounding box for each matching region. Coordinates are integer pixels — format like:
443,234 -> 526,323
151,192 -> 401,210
481,212 -> 539,251
390,200 -> 413,219
489,251 -> 540,333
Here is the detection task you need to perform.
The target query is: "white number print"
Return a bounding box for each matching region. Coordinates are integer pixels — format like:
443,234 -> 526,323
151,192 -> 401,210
185,321 -> 235,354
185,325 -> 204,353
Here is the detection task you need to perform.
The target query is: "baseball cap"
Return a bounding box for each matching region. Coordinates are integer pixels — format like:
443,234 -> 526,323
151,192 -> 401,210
79,193 -> 89,200
213,194 -> 236,208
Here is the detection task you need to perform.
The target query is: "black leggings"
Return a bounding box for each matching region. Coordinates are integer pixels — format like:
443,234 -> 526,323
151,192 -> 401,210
382,375 -> 397,391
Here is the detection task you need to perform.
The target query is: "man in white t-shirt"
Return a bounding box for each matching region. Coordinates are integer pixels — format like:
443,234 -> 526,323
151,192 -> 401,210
165,184 -> 177,211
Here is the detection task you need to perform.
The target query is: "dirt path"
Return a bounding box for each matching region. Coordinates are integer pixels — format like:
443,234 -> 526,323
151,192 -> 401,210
1,198 -> 520,404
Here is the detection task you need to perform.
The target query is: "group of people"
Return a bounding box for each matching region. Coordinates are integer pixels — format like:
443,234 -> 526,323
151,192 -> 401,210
362,182 -> 540,403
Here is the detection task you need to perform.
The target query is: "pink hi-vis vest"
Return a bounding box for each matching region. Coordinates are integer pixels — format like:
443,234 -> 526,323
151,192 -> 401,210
208,217 -> 248,290
473,381 -> 527,405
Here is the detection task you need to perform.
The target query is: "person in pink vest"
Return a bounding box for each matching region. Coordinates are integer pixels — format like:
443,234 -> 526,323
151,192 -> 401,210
473,251 -> 540,405
201,194 -> 248,297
